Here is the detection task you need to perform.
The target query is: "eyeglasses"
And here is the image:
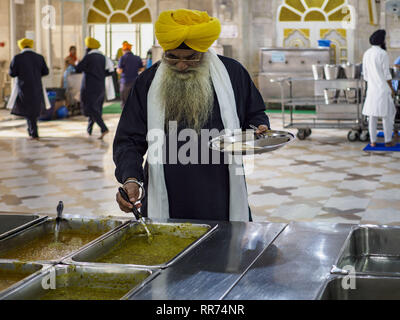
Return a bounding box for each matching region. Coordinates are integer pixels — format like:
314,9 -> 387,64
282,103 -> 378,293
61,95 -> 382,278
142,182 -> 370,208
163,53 -> 202,65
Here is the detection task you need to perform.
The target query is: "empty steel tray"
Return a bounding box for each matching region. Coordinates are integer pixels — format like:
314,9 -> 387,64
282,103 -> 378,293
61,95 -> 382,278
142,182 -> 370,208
66,221 -> 218,269
319,275 -> 400,300
0,213 -> 47,240
0,217 -> 126,264
0,261 -> 48,298
0,264 -> 158,300
332,225 -> 400,277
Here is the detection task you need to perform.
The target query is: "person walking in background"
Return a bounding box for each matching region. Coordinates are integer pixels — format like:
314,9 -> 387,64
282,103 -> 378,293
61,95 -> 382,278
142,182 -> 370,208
362,29 -> 397,148
7,38 -> 49,140
146,48 -> 153,69
116,41 -> 128,61
67,45 -> 78,65
63,56 -> 76,89
75,37 -> 114,140
117,41 -> 144,109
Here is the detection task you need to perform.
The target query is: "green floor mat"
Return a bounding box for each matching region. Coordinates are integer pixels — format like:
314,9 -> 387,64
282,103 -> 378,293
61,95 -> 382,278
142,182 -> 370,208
103,103 -> 122,114
266,109 -> 316,115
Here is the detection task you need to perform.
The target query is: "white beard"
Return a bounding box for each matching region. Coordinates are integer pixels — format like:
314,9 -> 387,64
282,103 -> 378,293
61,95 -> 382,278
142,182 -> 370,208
159,53 -> 214,133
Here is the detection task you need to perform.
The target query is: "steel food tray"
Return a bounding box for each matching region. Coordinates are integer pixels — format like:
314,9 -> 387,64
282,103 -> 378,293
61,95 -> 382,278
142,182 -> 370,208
0,264 -> 159,300
65,221 -> 218,269
318,275 -> 400,300
0,217 -> 127,264
332,225 -> 400,277
0,213 -> 47,240
209,130 -> 295,155
0,261 -> 50,298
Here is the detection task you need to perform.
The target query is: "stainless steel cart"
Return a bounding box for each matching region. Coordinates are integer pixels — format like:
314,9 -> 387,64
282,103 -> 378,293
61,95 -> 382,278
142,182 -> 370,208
271,76 -> 368,141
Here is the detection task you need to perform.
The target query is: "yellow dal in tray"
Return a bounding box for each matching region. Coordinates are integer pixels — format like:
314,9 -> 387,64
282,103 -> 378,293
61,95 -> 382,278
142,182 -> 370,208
0,232 -> 103,261
95,224 -> 209,265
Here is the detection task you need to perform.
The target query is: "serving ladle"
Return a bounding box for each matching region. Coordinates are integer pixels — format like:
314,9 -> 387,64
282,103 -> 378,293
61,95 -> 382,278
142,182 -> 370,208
54,201 -> 63,243
118,187 -> 153,242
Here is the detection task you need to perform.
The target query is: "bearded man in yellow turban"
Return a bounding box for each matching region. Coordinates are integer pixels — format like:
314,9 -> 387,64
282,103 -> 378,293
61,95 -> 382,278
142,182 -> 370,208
8,38 -> 49,140
114,9 -> 270,222
75,37 -> 115,139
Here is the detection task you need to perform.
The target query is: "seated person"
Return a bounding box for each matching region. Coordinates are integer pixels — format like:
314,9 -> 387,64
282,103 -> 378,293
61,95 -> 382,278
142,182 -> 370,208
63,57 -> 76,89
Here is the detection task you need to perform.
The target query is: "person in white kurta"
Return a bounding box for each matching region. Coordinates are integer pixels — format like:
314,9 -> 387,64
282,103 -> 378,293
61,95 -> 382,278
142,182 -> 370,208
362,30 -> 397,147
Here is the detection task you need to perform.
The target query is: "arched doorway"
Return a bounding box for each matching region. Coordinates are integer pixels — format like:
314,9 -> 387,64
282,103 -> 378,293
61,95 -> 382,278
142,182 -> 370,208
87,0 -> 154,60
277,0 -> 356,63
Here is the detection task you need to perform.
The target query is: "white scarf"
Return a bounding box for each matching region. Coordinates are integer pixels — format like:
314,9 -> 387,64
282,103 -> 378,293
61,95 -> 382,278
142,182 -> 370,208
146,48 -> 249,222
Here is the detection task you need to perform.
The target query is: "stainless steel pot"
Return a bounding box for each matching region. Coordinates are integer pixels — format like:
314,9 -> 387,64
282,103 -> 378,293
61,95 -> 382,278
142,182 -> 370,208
312,64 -> 325,80
324,64 -> 340,80
341,63 -> 356,79
324,88 -> 340,104
344,88 -> 358,104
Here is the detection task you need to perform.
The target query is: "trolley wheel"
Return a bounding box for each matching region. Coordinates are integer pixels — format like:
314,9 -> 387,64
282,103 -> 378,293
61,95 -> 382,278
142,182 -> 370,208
359,130 -> 370,142
297,129 -> 307,140
305,128 -> 312,137
347,130 -> 360,142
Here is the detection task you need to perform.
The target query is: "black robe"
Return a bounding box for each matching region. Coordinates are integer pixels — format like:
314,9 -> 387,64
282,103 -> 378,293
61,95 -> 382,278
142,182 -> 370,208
75,52 -> 109,117
113,55 -> 269,221
9,50 -> 49,118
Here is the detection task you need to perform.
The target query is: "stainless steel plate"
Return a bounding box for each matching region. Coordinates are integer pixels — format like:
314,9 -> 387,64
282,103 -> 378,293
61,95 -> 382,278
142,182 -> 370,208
332,225 -> 400,277
0,264 -> 159,300
0,217 -> 126,264
0,214 -> 47,240
66,221 -> 218,269
319,275 -> 400,300
209,130 -> 295,155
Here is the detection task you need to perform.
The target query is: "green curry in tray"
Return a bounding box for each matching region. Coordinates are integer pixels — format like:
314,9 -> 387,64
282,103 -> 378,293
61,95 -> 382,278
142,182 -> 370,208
0,232 -> 103,261
95,223 -> 210,265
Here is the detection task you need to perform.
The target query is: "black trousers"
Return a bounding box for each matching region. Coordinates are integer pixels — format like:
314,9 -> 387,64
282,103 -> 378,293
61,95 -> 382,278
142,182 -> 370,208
119,81 -> 134,109
87,110 -> 108,134
26,117 -> 38,138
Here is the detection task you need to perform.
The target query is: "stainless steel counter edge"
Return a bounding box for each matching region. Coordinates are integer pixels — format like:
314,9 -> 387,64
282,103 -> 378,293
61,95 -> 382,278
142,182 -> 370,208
0,215 -> 48,241
128,221 -> 288,300
223,222 -> 355,300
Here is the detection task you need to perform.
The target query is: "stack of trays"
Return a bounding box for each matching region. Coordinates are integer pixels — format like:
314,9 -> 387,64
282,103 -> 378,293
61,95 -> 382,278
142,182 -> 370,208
0,213 -> 217,300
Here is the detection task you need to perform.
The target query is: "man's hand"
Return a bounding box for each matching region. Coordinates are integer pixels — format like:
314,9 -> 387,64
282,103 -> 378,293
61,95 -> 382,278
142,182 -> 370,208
256,124 -> 269,135
116,183 -> 142,213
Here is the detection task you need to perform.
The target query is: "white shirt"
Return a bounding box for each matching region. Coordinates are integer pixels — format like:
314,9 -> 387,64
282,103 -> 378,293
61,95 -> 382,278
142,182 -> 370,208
362,45 -> 396,118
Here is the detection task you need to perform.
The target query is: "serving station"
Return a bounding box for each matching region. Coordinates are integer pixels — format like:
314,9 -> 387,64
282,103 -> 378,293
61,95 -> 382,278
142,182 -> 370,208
0,211 -> 400,300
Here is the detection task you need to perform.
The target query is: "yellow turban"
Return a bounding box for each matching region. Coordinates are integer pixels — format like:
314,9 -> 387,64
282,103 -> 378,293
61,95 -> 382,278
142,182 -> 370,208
85,37 -> 101,49
18,38 -> 34,50
155,9 -> 221,53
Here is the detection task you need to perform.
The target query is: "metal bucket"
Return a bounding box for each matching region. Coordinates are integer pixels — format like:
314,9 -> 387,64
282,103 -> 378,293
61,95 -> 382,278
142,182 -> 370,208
324,88 -> 340,104
324,64 -> 340,80
341,63 -> 356,79
312,64 -> 325,80
344,88 -> 358,104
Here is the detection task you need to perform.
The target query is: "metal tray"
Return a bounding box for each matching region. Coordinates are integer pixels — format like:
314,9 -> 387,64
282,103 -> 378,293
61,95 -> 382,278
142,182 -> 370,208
0,264 -> 159,300
318,275 -> 400,300
65,221 -> 218,269
0,261 -> 49,298
332,225 -> 400,277
0,213 -> 47,240
209,130 -> 295,155
0,217 -> 126,264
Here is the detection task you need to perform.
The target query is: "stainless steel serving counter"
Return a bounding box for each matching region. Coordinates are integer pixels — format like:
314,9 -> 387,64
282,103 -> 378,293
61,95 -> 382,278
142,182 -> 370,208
130,221 -> 354,300
129,220 -> 287,300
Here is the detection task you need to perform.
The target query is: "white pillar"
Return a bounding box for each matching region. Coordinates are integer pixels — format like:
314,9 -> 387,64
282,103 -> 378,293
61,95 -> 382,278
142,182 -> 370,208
9,0 -> 16,57
35,0 -> 42,53
60,0 -> 64,62
82,0 -> 87,56
46,0 -> 52,78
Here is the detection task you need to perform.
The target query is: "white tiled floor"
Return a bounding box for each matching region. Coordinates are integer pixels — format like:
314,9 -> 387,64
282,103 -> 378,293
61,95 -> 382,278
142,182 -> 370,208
0,112 -> 400,225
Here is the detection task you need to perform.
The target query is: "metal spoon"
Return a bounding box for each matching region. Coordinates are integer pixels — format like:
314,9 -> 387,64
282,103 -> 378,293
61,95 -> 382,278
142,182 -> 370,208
54,201 -> 63,243
118,187 -> 153,242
